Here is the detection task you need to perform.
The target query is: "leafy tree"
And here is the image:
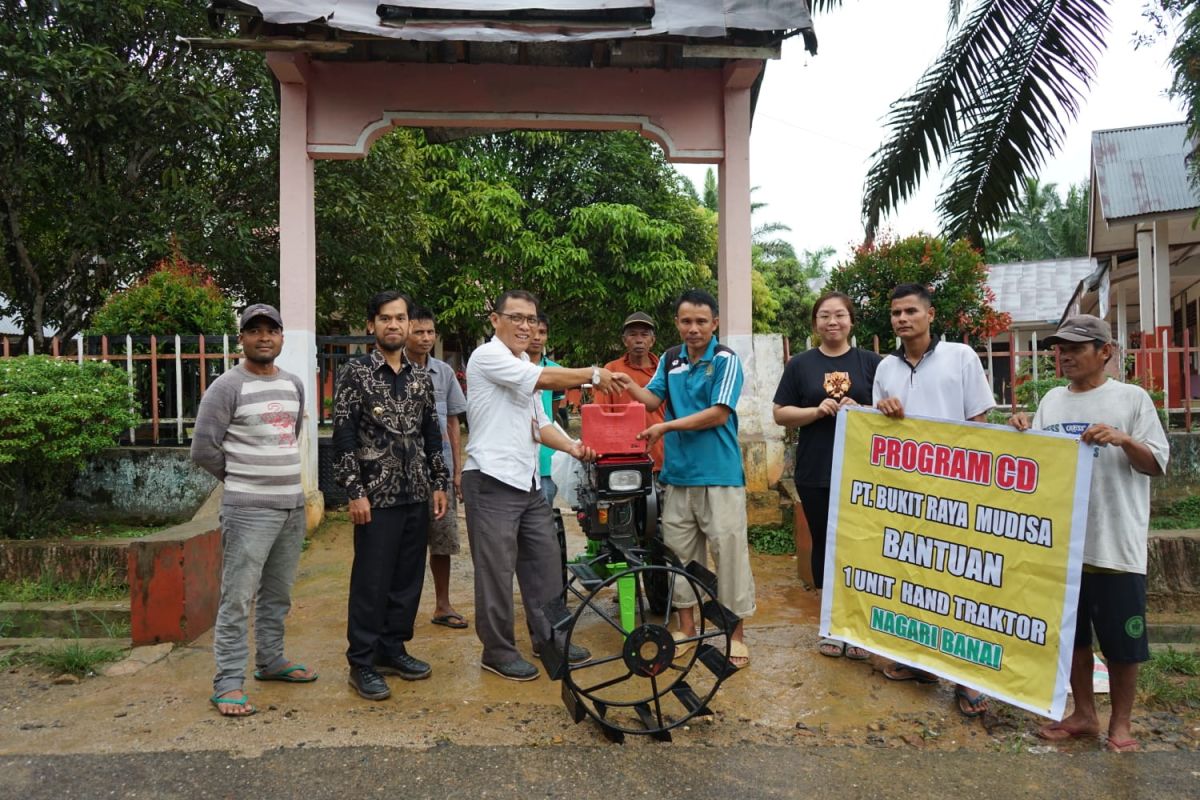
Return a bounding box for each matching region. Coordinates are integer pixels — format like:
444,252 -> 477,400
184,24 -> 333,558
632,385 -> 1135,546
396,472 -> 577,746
702,168 -> 719,212
985,178 -> 1089,262
824,233 -> 1011,347
1165,1 -> 1200,168
766,244 -> 833,345
0,357 -> 136,537
0,1 -> 276,346
312,130 -> 433,331
90,250 -> 235,335
751,222 -> 829,345
416,131 -> 713,364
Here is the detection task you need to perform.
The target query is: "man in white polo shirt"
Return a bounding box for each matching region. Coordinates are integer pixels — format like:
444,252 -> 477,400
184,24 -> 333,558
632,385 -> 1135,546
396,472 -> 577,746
872,282 -> 995,719
461,289 -> 624,681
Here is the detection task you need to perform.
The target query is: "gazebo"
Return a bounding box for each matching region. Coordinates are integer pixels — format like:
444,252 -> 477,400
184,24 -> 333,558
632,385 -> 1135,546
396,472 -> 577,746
1081,121 -> 1200,403
202,1 -> 817,519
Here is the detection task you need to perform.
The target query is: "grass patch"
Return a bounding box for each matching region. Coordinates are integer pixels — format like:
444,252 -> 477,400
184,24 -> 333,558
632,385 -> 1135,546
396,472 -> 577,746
1137,647 -> 1200,709
65,521 -> 164,541
1150,495 -> 1200,529
747,524 -> 795,555
0,568 -> 127,603
26,641 -> 125,677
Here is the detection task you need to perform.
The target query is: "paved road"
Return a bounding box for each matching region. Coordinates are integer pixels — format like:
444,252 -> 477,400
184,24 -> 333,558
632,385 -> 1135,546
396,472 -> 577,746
2,745 -> 1197,799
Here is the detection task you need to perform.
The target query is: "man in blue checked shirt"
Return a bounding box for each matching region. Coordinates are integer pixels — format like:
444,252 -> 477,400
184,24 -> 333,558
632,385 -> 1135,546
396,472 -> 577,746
620,288 -> 756,669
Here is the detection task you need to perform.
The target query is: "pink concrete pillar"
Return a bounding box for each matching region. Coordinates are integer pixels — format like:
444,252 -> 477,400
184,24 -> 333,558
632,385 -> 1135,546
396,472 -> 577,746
269,54 -> 320,507
717,61 -> 759,336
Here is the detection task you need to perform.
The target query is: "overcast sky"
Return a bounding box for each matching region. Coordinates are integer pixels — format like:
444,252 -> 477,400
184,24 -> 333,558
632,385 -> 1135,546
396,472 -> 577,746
676,1 -> 1185,264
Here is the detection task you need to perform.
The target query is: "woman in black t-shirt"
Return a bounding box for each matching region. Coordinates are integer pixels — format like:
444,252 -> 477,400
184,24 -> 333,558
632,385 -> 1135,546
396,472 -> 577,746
772,291 -> 881,660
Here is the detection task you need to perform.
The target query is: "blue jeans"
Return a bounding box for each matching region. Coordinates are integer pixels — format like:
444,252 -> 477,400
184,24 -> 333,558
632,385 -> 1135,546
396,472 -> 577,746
213,504 -> 306,695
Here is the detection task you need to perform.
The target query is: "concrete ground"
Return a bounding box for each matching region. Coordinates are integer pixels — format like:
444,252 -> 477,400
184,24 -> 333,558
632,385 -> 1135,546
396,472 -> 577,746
0,507 -> 1196,793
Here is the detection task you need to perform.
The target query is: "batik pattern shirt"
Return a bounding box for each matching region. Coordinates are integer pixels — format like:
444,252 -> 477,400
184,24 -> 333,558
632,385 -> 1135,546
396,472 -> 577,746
332,348 -> 448,507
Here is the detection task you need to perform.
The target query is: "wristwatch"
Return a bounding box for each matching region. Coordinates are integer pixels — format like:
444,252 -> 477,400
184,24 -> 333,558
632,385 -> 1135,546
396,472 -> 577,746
591,366 -> 601,386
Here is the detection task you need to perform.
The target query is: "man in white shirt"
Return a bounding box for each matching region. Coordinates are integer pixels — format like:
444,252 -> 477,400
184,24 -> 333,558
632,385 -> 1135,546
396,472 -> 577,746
461,290 -> 625,681
872,283 -> 995,718
1010,314 -> 1168,752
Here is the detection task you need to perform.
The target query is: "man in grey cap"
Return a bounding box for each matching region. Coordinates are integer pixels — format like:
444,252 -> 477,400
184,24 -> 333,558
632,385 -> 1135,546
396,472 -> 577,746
599,311 -> 665,472
1010,314 -> 1168,752
191,303 -> 316,717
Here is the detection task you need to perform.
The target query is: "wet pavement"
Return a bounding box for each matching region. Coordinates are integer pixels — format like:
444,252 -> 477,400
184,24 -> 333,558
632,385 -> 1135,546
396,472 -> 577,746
0,510 -> 1197,796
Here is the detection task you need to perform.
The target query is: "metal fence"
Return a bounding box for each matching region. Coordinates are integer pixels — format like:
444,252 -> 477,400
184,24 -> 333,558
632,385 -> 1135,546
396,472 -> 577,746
2,327 -> 1195,442
0,333 -> 378,444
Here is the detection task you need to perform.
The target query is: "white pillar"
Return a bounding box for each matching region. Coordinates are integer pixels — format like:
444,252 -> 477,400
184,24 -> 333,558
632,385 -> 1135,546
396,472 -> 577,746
269,54 -> 321,518
1117,283 -> 1129,356
1137,229 -> 1154,335
1153,219 -> 1172,336
1011,328 -> 1022,382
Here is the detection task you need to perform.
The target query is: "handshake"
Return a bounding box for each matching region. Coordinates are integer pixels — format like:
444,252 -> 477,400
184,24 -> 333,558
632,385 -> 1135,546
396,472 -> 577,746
587,369 -> 635,394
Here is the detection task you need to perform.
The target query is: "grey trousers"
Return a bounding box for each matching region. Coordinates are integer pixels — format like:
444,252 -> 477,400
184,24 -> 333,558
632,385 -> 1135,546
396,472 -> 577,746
461,470 -> 563,665
213,504 -> 306,695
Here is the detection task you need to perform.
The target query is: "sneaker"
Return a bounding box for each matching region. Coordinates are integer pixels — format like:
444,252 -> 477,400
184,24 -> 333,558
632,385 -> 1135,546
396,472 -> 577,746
481,657 -> 540,681
533,643 -> 592,665
348,665 -> 390,700
372,652 -> 432,681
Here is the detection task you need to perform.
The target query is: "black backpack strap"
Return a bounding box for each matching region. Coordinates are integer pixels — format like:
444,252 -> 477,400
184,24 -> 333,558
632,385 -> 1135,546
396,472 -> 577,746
660,344 -> 684,419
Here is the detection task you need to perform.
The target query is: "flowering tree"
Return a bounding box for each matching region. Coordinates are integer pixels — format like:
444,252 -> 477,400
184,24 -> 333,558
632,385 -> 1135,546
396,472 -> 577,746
90,250 -> 235,335
823,233 -> 1010,349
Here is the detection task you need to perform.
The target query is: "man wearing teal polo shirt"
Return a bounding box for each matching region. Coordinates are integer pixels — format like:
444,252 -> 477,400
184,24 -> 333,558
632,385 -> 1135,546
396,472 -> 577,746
528,312 -> 565,506
620,289 -> 756,669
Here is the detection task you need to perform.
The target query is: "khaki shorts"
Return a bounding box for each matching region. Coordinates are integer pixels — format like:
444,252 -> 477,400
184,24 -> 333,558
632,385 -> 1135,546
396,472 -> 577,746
428,491 -> 460,556
661,484 -> 756,618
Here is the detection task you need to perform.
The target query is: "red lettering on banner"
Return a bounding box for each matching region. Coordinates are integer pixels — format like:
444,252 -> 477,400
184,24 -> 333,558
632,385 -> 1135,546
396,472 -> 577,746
868,435 -> 994,487
994,455 -> 1039,493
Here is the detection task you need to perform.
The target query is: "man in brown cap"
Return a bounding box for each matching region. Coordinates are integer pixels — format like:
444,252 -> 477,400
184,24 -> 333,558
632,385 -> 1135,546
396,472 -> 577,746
597,312 -> 665,472
1010,314 -> 1168,752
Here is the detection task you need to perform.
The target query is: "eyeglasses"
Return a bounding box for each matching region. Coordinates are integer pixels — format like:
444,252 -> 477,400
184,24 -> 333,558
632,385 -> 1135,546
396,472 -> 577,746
816,312 -> 851,321
496,312 -> 539,327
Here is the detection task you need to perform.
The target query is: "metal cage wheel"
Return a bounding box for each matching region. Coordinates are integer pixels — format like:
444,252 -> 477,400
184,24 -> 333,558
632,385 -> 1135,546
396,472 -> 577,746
558,562 -> 737,738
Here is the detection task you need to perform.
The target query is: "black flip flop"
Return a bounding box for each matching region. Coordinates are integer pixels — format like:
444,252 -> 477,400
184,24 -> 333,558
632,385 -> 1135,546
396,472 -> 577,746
432,613 -> 469,629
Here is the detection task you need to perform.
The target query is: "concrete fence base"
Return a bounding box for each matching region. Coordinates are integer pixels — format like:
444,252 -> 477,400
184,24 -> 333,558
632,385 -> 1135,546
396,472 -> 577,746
127,518 -> 222,646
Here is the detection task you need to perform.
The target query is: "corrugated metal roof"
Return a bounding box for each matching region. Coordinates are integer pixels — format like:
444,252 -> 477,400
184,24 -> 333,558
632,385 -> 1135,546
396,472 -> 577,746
1092,121 -> 1199,221
985,257 -> 1098,326
234,1 -> 813,42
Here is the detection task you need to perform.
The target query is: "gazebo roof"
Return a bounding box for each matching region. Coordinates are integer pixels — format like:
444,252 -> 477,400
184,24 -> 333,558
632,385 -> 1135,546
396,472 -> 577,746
206,1 -> 817,63
218,1 -> 815,43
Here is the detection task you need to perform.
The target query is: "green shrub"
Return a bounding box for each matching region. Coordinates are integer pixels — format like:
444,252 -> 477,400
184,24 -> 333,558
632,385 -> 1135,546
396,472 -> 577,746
0,357 -> 137,538
747,524 -> 795,555
28,642 -> 125,677
1151,495 -> 1200,530
1014,376 -> 1069,408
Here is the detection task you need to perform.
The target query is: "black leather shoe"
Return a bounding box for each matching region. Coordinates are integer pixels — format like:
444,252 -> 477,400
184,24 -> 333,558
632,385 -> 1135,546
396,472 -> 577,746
348,665 -> 390,700
481,657 -> 540,681
533,643 -> 592,665
373,652 -> 432,681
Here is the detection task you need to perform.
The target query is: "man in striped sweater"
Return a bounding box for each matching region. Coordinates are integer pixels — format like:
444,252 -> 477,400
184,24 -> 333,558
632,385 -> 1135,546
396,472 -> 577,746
191,303 -> 317,717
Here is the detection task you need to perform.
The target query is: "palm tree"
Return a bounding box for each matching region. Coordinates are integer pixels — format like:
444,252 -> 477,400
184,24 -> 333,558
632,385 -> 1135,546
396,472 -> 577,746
985,176 -> 1062,261
809,1 -> 1112,244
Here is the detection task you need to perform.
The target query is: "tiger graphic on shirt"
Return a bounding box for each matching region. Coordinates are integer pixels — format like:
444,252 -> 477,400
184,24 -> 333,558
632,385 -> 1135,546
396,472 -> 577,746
823,371 -> 851,400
